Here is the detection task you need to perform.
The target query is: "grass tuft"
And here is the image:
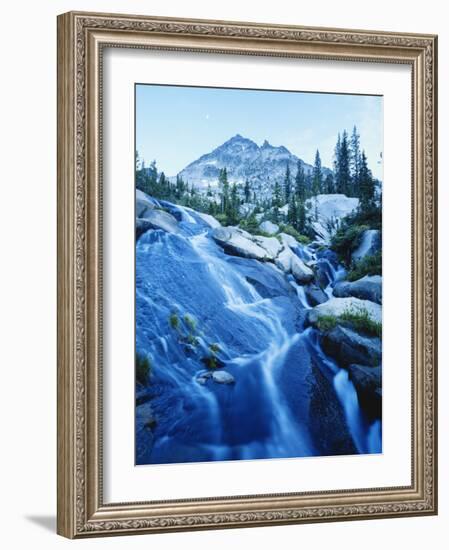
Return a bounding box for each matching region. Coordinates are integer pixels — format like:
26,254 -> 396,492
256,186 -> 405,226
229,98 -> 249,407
315,307 -> 381,338
347,252 -> 382,281
136,353 -> 151,385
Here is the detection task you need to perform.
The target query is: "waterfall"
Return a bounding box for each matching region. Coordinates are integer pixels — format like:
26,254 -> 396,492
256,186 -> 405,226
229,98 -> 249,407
304,328 -> 381,454
190,230 -> 314,458
136,198 -> 381,465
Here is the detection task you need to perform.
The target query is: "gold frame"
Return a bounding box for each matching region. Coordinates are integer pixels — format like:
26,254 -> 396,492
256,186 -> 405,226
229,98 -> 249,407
57,11 -> 438,538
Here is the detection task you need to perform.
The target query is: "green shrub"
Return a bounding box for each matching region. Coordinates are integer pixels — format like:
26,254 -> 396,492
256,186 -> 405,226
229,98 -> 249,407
331,224 -> 369,265
209,343 -> 221,354
315,315 -> 338,332
204,355 -> 219,369
239,219 -> 272,238
347,252 -> 382,281
345,203 -> 382,230
278,224 -> 311,245
314,307 -> 381,338
136,353 -> 151,385
238,213 -> 260,234
169,311 -> 180,330
214,213 -> 229,225
340,307 -> 382,338
183,314 -> 196,333
186,334 -> 199,346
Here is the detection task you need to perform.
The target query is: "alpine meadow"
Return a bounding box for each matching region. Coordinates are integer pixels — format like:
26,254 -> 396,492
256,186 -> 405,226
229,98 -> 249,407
135,84 -> 383,466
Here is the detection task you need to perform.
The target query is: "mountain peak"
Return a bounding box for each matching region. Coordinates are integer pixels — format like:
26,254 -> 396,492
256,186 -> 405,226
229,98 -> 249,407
176,135 -> 331,197
226,133 -> 253,145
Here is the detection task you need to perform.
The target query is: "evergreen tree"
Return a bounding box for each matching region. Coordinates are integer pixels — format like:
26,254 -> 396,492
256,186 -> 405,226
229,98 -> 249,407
358,151 -> 376,213
295,161 -> 307,201
283,163 -> 292,204
158,172 -> 169,198
228,183 -> 240,224
272,180 -> 282,222
272,180 -> 282,208
324,173 -> 335,194
287,193 -> 298,227
147,160 -> 158,185
297,198 -> 306,233
244,179 -> 251,203
312,149 -> 323,196
219,167 -> 230,214
135,151 -> 145,192
334,130 -> 351,195
333,133 -> 341,192
350,125 -> 361,195
175,174 -> 186,199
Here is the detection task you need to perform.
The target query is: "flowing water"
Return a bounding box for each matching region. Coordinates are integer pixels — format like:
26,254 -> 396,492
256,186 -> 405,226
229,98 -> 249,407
136,199 -> 382,464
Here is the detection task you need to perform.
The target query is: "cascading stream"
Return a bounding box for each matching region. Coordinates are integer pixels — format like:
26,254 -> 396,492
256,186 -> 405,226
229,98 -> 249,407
136,202 -> 381,464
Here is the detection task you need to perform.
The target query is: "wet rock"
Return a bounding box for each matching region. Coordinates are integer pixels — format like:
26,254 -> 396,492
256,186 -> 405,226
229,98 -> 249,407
321,325 -> 382,367
196,369 -> 235,385
136,189 -> 160,217
275,248 -> 314,284
196,370 -> 212,385
278,232 -> 298,249
333,275 -> 382,304
193,210 -> 221,228
135,401 -> 156,463
291,255 -> 314,284
212,370 -> 235,384
308,360 -> 358,455
253,234 -> 283,259
304,284 -> 329,306
136,209 -> 180,236
348,364 -> 382,420
316,247 -> 339,267
314,258 -> 334,288
212,227 -> 269,261
275,248 -> 293,272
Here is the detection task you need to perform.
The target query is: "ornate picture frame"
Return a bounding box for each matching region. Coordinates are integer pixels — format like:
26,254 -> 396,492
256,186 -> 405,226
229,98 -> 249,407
57,11 -> 437,538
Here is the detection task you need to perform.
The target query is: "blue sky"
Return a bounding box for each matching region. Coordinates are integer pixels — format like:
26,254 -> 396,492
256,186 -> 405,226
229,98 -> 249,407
136,84 -> 383,180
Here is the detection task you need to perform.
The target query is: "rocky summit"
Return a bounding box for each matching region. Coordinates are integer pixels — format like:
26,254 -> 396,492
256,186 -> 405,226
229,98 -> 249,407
175,134 -> 331,199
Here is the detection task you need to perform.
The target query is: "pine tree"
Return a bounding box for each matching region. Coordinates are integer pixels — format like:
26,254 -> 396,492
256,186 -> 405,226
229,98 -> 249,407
287,193 -> 298,227
244,179 -> 251,203
135,151 -> 145,192
333,133 -> 341,192
297,198 -> 306,233
272,180 -> 282,208
295,161 -> 307,201
272,180 -> 282,222
228,183 -> 239,224
334,130 -> 351,195
324,173 -> 335,194
175,174 -> 186,199
283,163 -> 292,204
358,151 -> 375,213
219,167 -> 230,214
158,172 -> 169,198
350,125 -> 361,195
312,149 -> 323,196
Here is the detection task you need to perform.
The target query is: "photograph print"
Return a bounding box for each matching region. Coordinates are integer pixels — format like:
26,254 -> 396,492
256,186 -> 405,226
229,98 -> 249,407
135,84 -> 383,466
